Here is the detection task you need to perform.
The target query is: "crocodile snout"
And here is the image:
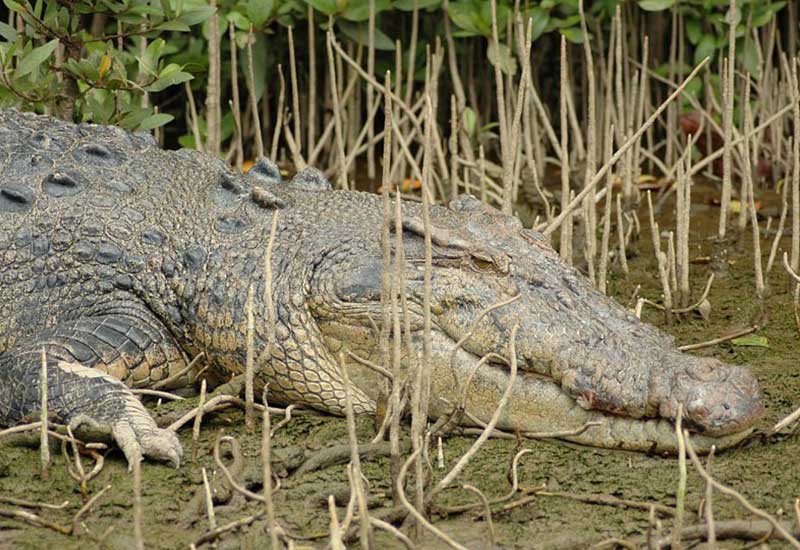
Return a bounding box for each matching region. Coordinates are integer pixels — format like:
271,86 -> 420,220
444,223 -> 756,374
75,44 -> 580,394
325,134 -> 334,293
658,357 -> 764,436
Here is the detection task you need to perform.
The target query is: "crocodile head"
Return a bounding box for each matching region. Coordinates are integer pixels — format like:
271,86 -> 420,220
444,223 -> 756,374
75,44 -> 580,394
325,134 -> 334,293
308,192 -> 763,453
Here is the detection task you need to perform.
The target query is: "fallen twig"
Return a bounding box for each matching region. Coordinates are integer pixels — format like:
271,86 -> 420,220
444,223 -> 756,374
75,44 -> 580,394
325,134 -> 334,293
678,325 -> 759,351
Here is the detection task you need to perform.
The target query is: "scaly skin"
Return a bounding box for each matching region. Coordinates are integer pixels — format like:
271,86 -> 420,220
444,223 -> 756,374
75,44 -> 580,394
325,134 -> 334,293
0,110 -> 763,466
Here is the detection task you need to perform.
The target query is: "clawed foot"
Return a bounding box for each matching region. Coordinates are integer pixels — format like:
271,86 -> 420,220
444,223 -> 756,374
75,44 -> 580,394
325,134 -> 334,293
70,397 -> 184,469
111,421 -> 183,469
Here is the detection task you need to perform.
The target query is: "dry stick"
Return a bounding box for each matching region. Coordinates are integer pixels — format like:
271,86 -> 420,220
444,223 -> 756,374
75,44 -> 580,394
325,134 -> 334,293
643,274 -> 715,315
131,388 -> 183,401
287,25 -> 304,169
0,508 -> 71,536
544,58 -> 710,237
306,5 -> 316,153
790,57 -> 800,273
463,484 -> 495,547
369,517 -> 414,550
429,325 -> 520,504
39,349 -> 49,480
501,16 -> 532,214
366,0 -> 376,179
766,163 -> 790,275
152,352 -> 204,389
228,22 -> 243,171
326,32 -> 348,190
193,512 -> 267,547
191,379 -> 207,461
558,36 -> 572,262
206,0 -> 221,156
274,65 -> 289,163
329,35 -> 424,146
184,81 -> 204,152
339,356 -> 372,548
213,436 -> 271,503
0,497 -> 69,511
166,394 -> 297,432
673,406 -> 687,550
328,496 -> 346,550
578,0 -> 597,282
598,127 -> 615,294
741,92 -> 765,300
201,468 -> 216,530
678,325 -> 758,352
704,447 -> 717,547
244,284 -> 257,431
246,27 -> 264,159
718,0 -> 736,239
72,484 -> 111,532
435,448 -> 533,514
310,52 -> 361,164
408,93 -> 437,535
65,425 -> 87,499
398,447 -> 469,550
616,194 -> 630,274
262,391 -> 281,550
133,457 -> 144,550
683,431 -> 800,548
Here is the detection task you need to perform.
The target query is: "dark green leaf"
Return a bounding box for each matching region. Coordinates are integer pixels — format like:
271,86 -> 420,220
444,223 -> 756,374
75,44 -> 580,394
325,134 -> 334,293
16,39 -> 58,78
247,0 -> 275,26
138,113 -> 174,131
307,0 -> 338,16
342,0 -> 391,22
145,64 -> 193,92
694,33 -> 716,66
486,42 -> 517,76
559,26 -> 586,44
177,6 -> 216,26
337,20 -> 394,50
393,0 -> 441,11
637,0 -> 674,11
0,22 -> 17,43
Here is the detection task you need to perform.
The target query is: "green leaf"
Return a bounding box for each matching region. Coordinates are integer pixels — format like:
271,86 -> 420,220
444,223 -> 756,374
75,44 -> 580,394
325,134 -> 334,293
694,33 -> 716,66
155,21 -> 191,31
337,20 -> 394,50
685,18 -> 702,45
463,106 -> 476,136
16,39 -> 58,78
526,6 -> 549,42
393,0 -> 441,10
307,0 -> 338,16
176,6 -> 216,26
559,26 -> 587,44
731,335 -> 769,348
447,1 -> 483,37
138,113 -> 174,131
0,21 -> 17,42
2,0 -> 22,13
637,0 -> 674,11
486,43 -> 517,76
145,64 -> 193,92
247,0 -> 274,26
342,0 -> 391,22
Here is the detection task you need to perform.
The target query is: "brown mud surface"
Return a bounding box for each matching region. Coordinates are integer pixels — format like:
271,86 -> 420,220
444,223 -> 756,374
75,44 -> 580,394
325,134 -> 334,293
1,179 -> 799,549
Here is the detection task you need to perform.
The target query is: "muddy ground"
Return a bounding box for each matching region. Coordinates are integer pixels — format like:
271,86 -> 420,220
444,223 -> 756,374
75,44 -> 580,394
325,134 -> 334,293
1,179 -> 799,549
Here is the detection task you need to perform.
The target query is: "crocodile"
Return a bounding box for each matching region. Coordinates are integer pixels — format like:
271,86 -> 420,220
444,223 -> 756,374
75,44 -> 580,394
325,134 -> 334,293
0,109 -> 763,467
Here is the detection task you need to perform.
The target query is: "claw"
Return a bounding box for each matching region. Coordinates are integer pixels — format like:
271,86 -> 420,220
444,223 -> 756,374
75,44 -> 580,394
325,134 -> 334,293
107,394 -> 184,469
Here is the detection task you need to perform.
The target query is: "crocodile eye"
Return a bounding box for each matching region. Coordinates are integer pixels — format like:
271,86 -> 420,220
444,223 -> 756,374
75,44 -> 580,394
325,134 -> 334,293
471,256 -> 494,271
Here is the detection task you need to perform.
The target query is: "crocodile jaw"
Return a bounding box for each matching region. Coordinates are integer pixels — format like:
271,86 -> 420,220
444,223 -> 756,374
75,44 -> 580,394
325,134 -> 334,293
423,331 -> 757,453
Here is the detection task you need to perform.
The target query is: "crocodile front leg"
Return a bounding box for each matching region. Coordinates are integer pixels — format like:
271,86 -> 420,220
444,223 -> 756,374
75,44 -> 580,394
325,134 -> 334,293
0,306 -> 186,467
